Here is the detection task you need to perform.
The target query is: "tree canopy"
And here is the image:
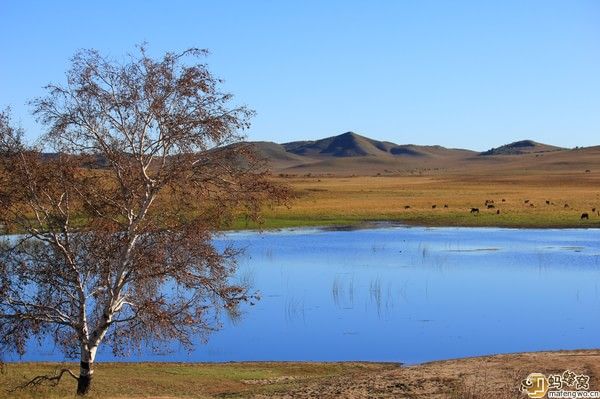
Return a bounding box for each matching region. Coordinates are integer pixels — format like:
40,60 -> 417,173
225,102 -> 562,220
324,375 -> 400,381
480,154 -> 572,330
0,46 -> 288,395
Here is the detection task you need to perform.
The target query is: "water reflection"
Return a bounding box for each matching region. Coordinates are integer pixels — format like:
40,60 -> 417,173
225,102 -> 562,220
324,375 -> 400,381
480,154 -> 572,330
284,296 -> 305,324
331,274 -> 354,309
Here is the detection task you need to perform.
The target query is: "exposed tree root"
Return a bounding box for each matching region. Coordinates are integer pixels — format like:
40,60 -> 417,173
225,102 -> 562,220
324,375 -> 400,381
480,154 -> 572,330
9,368 -> 79,392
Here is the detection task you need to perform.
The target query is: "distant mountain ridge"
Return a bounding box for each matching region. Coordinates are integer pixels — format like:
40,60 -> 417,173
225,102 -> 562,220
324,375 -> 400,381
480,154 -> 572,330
247,131 -> 598,175
17,131 -> 599,176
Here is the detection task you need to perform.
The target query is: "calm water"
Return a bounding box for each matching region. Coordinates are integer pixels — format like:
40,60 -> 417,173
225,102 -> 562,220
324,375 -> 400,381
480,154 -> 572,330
19,226 -> 600,364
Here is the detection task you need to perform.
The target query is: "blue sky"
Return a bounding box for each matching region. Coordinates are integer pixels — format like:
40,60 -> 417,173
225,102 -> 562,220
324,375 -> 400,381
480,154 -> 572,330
1,1 -> 599,150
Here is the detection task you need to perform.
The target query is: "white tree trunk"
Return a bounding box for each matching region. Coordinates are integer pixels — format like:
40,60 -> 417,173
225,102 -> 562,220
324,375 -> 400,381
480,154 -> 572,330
77,345 -> 97,396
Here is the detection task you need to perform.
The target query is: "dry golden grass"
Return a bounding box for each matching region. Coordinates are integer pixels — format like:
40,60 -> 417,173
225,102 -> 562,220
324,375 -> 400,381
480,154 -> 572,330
243,171 -> 600,229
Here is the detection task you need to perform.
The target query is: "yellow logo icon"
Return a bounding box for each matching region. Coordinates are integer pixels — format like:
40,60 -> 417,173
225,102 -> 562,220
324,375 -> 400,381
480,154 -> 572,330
521,373 -> 549,398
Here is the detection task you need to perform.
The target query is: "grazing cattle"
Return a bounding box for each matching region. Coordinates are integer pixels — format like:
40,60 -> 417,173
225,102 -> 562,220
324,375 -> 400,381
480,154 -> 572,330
485,200 -> 494,205
546,200 -> 550,205
530,203 -> 535,207
564,204 -> 569,208
444,204 -> 448,208
592,208 -> 596,212
432,205 -> 437,209
404,205 -> 411,209
581,213 -> 589,220
501,199 -> 506,202
470,208 -> 479,214
585,169 -> 591,173
487,204 -> 495,209
524,199 -> 530,204
496,210 -> 500,215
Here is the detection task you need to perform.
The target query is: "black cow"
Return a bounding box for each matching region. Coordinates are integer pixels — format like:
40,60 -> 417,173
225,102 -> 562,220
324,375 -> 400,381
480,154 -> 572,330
581,213 -> 589,220
470,208 -> 479,214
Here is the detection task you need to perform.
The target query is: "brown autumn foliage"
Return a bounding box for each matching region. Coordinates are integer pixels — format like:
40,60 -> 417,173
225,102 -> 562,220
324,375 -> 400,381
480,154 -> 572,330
0,46 -> 289,395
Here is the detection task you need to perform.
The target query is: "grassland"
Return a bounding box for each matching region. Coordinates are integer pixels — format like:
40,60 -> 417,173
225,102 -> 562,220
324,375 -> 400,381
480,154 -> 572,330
235,171 -> 600,229
0,362 -> 394,399
3,350 -> 600,398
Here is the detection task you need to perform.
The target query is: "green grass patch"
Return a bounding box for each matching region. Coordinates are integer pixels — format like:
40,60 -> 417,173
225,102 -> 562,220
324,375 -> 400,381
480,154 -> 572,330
0,362 -> 395,398
229,210 -> 600,231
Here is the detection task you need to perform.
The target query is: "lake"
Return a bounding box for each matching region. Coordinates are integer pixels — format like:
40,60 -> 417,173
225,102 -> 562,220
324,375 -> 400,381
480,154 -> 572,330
19,226 -> 600,364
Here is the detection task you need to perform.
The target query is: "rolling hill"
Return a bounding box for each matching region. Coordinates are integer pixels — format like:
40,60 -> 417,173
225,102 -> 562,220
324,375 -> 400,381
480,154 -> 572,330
480,140 -> 564,156
281,132 -> 472,159
247,132 -> 598,176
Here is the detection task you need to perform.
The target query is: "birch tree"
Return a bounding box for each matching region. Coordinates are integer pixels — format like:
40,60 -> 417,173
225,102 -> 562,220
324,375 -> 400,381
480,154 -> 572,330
0,47 -> 287,395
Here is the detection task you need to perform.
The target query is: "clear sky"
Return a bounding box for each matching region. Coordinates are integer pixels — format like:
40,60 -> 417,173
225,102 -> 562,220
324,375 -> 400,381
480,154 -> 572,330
1,1 -> 599,151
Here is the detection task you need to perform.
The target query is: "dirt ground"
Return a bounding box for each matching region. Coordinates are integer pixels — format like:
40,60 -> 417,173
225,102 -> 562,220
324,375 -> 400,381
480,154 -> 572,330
253,350 -> 600,399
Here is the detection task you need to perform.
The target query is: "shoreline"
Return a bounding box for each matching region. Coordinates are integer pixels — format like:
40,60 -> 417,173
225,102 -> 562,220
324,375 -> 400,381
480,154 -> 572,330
6,219 -> 599,239
227,217 -> 600,232
5,347 -> 598,368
